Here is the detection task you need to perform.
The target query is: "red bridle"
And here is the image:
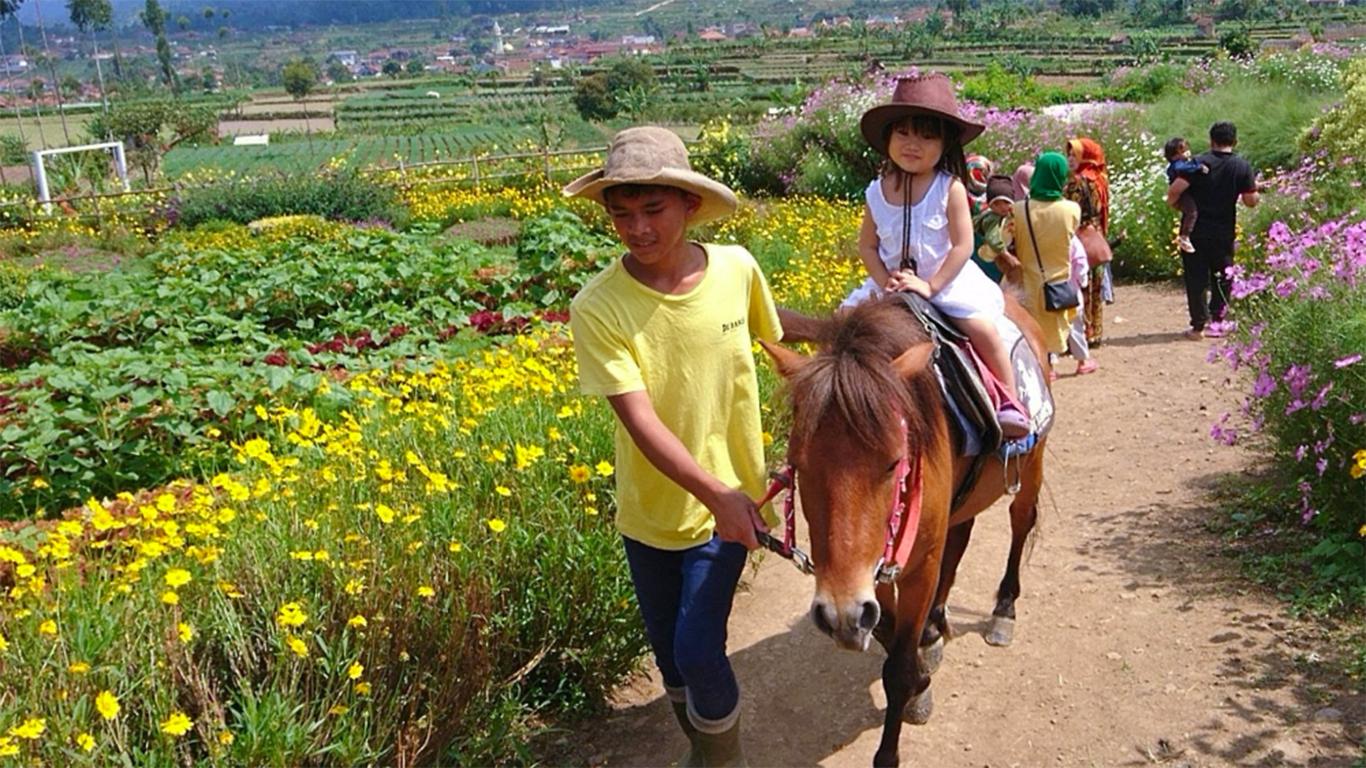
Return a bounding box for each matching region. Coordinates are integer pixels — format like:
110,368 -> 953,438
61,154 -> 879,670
755,417 -> 924,584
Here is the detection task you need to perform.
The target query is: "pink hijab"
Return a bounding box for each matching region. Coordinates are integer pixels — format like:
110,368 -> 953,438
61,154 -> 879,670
1011,163 -> 1035,200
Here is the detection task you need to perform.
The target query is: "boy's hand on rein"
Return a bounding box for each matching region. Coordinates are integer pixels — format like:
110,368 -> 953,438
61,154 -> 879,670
709,487 -> 766,550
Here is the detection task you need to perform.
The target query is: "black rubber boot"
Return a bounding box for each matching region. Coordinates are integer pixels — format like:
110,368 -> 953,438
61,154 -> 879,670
693,710 -> 747,767
668,690 -> 702,767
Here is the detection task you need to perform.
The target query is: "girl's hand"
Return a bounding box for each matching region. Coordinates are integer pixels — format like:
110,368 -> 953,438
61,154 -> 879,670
886,270 -> 932,298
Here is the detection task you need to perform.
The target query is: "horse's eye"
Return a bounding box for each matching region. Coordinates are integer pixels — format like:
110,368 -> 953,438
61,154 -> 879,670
885,459 -> 899,474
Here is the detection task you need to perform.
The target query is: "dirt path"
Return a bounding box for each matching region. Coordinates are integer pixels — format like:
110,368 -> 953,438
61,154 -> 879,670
559,284 -> 1363,767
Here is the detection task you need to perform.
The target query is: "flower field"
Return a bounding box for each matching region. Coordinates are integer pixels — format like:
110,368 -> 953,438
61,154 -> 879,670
0,185 -> 868,763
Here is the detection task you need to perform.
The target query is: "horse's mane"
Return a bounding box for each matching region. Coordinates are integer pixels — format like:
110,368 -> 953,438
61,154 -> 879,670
788,298 -> 940,457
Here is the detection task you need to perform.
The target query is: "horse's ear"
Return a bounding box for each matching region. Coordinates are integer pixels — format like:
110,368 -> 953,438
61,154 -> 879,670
890,342 -> 934,381
758,339 -> 807,379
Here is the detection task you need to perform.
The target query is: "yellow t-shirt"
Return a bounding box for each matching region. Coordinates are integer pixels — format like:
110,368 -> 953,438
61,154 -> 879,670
570,243 -> 784,550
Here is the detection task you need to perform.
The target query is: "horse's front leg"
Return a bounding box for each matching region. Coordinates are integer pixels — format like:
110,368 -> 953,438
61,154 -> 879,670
873,551 -> 940,768
918,518 -> 975,677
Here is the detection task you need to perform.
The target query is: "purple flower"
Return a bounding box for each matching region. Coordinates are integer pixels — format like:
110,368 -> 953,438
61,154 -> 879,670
1282,364 -> 1312,398
1333,353 -> 1362,368
1295,444 -> 1309,461
1309,382 -> 1334,410
1252,370 -> 1276,398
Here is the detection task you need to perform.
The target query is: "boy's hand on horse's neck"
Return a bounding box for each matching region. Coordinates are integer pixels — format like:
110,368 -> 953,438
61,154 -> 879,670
623,242 -> 708,296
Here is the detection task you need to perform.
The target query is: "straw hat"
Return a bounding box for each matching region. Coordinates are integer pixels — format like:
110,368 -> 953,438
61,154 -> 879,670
563,126 -> 738,224
860,73 -> 985,156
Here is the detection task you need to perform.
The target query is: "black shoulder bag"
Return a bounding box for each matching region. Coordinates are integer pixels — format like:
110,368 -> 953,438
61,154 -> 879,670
1024,199 -> 1080,312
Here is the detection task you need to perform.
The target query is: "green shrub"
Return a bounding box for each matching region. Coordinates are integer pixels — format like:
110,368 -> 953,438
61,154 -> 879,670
1144,76 -> 1335,172
1215,215 -> 1366,606
173,168 -> 404,228
511,209 -> 615,308
1302,56 -> 1366,163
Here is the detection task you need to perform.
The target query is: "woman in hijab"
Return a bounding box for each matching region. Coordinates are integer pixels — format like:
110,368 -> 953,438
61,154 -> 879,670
1011,162 -> 1034,201
1009,152 -> 1081,364
966,153 -> 1004,282
1064,137 -> 1112,347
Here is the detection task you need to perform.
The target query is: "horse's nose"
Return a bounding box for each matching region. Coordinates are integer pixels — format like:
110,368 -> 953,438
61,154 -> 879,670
812,600 -> 837,637
856,599 -> 880,632
810,597 -> 879,650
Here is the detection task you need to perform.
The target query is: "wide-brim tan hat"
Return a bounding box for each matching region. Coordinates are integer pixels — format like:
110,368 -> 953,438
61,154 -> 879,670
860,73 -> 985,156
563,126 -> 738,224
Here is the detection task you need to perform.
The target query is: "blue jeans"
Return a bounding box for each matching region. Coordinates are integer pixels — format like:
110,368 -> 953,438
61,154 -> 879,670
622,535 -> 747,721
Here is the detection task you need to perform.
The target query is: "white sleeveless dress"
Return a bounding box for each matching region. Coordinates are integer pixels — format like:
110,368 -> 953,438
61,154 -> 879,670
841,171 -> 1005,320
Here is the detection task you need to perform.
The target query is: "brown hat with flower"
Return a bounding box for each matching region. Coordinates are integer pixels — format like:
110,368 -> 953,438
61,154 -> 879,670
563,126 -> 738,224
860,73 -> 985,156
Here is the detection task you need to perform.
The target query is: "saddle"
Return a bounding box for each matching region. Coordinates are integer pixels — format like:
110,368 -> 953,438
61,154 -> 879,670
892,293 -> 1050,509
894,293 -> 1004,454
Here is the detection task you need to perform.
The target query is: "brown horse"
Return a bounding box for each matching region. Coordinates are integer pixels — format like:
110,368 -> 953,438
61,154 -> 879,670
762,296 -> 1050,768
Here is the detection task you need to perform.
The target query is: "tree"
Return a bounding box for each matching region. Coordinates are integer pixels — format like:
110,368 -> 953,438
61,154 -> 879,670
1219,25 -> 1255,58
0,0 -> 32,153
86,98 -> 216,182
573,72 -> 616,120
381,59 -> 402,78
326,59 -> 352,83
405,56 -> 424,76
200,65 -> 215,91
176,14 -> 189,31
281,58 -> 317,142
61,74 -> 81,95
141,0 -> 176,88
202,6 -> 212,19
67,0 -> 113,117
604,56 -> 656,95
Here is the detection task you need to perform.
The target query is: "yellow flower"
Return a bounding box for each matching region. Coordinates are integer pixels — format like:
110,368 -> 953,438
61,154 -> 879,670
353,681 -> 371,695
595,460 -> 615,477
328,704 -> 350,716
96,690 -> 120,720
375,503 -> 397,524
159,711 -> 192,737
585,506 -> 600,516
67,661 -> 91,674
487,518 -> 507,533
568,464 -> 592,484
164,568 -> 192,587
9,718 -> 44,739
347,614 -> 367,629
0,736 -> 15,756
347,662 -> 364,680
494,485 -> 512,497
77,732 -> 95,751
39,619 -> 57,636
286,635 -> 309,658
178,622 -> 194,643
448,540 -> 463,553
276,601 -> 306,628
161,590 -> 180,605
218,730 -> 234,746
417,585 -> 435,598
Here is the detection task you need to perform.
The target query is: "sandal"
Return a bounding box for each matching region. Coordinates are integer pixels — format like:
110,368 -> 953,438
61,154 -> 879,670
1075,359 -> 1099,375
1182,328 -> 1205,341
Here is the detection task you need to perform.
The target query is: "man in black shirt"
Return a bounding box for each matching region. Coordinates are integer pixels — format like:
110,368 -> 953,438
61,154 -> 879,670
1165,121 -> 1259,339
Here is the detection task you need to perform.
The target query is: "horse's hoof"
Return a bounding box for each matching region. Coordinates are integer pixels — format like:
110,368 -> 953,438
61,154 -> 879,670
918,636 -> 944,676
903,688 -> 934,725
985,616 -> 1015,647
872,748 -> 899,768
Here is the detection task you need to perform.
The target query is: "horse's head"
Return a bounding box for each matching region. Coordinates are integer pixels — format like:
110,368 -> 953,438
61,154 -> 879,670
762,299 -> 939,651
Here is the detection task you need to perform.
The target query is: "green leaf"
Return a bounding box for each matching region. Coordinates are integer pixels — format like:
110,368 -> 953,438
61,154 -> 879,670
206,390 -> 236,417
